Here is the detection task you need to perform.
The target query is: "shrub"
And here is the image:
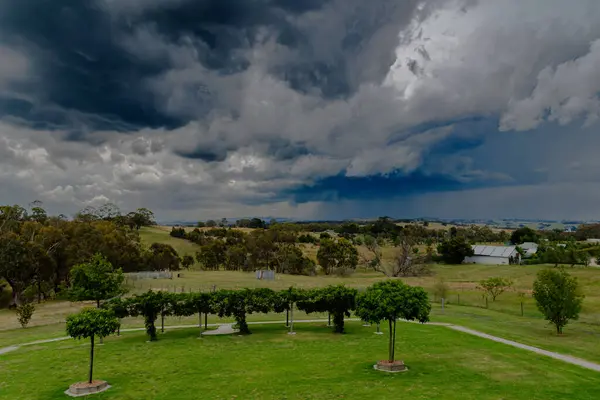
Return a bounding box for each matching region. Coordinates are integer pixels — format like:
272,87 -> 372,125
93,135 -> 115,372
16,303 -> 35,328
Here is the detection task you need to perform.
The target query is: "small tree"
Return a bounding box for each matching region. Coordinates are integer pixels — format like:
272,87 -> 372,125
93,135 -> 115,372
297,285 -> 357,333
212,288 -> 275,334
479,277 -> 513,301
16,303 -> 35,328
356,280 -> 430,363
68,254 -> 126,308
437,237 -> 474,264
66,308 -> 120,384
127,290 -> 165,341
533,268 -> 584,334
432,279 -> 449,302
181,255 -> 195,270
317,239 -> 358,275
147,243 -> 181,271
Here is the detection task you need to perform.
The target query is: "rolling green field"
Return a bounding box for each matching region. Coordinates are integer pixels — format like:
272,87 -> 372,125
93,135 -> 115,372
2,322 -> 599,400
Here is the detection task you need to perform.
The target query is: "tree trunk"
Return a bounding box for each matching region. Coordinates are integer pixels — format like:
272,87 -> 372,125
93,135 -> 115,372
388,319 -> 394,362
204,313 -> 208,329
89,334 -> 95,383
96,300 -> 103,344
6,279 -> 23,308
37,279 -> 42,304
391,319 -> 397,362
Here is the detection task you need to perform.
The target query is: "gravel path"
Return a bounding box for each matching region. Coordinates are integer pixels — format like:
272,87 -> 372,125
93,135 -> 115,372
2,318 -> 600,373
447,325 -> 600,372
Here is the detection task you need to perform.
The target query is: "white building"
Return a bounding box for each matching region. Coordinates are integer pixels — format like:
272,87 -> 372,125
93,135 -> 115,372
520,242 -> 538,258
464,245 -> 520,265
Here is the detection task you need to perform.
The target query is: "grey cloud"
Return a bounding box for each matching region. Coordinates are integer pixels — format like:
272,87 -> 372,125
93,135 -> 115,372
2,0 -> 600,220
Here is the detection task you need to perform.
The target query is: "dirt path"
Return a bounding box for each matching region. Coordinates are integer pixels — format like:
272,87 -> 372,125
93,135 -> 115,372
2,318 -> 600,373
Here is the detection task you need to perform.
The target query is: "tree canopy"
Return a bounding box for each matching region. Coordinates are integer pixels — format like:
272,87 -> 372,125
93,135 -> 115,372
437,237 -> 474,264
68,254 -> 126,307
532,268 -> 584,334
66,307 -> 120,383
355,280 -> 430,362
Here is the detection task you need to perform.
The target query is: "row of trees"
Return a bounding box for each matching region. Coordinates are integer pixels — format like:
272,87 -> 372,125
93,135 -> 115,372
68,279 -> 431,383
172,226 -> 360,275
0,202 -> 162,308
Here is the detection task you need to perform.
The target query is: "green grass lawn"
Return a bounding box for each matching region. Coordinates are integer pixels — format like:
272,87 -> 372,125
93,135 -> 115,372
1,322 -> 599,400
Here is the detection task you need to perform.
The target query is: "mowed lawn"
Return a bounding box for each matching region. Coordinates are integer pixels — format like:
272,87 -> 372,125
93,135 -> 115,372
1,322 -> 599,400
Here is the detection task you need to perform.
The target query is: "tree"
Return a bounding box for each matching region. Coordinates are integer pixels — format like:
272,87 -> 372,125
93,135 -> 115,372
317,239 -> 358,275
432,279 -> 449,302
196,241 -> 226,270
66,308 -> 120,383
0,233 -> 38,307
356,280 -> 430,363
437,237 -> 474,264
362,235 -> 382,271
206,220 -> 217,228
389,236 -> 430,277
479,277 -> 513,301
147,243 -> 181,271
297,285 -> 357,333
68,254 -> 126,308
181,255 -> 195,270
532,268 -> 584,334
211,288 -> 275,334
511,227 -> 538,245
16,303 -> 35,328
127,291 -> 165,341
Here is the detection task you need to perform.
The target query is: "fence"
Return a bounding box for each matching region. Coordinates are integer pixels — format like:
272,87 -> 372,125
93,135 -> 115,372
126,271 -> 173,281
256,270 -> 275,280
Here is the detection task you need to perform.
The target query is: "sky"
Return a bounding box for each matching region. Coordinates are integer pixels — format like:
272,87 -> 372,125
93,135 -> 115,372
1,0 -> 600,221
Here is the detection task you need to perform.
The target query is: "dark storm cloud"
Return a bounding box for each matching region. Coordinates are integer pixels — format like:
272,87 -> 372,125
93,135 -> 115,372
0,0 -> 431,132
4,0 -> 600,221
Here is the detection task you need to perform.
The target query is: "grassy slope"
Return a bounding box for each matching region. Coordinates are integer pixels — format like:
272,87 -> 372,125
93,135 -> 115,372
2,322 -> 599,400
139,226 -> 202,261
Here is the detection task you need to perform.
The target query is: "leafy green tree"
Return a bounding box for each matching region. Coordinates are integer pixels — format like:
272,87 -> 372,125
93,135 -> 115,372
479,277 -> 513,301
16,303 -> 35,328
206,220 -> 217,228
224,244 -> 248,271
510,227 -> 538,244
356,280 -> 430,363
297,285 -> 357,333
196,241 -> 226,270
66,308 -> 120,383
147,243 -> 181,271
437,237 -> 474,264
211,288 -> 275,334
68,254 -> 126,308
127,290 -> 165,341
533,268 -> 584,334
317,239 -> 359,275
184,292 -> 214,332
127,208 -> 155,230
0,233 -> 38,307
181,255 -> 195,270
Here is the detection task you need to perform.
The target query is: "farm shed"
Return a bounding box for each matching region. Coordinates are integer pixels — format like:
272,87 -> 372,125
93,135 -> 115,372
464,245 -> 520,265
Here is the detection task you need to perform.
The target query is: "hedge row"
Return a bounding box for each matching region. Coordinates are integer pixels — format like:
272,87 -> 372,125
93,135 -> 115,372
105,285 -> 359,340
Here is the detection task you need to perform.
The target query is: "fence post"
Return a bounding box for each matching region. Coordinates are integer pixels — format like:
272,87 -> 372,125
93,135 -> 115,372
521,301 -> 524,317
441,298 -> 445,311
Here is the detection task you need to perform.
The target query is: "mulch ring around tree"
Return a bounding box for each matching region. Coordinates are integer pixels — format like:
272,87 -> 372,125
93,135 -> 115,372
65,380 -> 110,397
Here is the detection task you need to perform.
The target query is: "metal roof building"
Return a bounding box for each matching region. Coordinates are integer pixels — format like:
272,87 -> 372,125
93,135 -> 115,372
464,245 -> 519,265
